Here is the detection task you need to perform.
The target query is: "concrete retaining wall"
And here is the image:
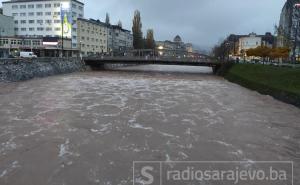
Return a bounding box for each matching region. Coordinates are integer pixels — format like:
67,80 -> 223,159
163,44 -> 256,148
0,58 -> 85,82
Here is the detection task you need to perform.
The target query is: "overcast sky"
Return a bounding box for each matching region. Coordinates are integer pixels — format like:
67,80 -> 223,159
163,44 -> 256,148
1,0 -> 286,50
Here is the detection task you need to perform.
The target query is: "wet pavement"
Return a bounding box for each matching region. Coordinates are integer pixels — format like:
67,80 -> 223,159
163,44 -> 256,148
0,65 -> 299,185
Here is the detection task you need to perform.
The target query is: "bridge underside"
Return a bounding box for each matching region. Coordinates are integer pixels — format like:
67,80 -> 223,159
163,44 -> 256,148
83,57 -> 222,74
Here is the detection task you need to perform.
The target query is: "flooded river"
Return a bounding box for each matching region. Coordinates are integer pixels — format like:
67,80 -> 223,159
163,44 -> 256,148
0,65 -> 299,185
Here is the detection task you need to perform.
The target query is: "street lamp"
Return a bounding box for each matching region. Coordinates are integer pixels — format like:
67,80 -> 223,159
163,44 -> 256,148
158,45 -> 164,50
79,41 -> 82,59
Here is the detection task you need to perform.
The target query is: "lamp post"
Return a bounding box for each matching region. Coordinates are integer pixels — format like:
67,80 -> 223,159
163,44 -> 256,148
61,19 -> 64,57
292,4 -> 300,65
79,41 -> 82,59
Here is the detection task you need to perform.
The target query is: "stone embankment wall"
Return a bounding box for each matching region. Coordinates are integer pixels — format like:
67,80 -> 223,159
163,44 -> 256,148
0,58 -> 85,82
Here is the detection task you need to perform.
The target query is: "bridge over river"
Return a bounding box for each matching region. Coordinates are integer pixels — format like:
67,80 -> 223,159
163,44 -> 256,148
83,56 -> 223,73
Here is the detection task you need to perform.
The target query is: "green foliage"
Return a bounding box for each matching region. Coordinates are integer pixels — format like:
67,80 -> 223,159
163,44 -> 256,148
246,46 -> 290,60
225,64 -> 300,107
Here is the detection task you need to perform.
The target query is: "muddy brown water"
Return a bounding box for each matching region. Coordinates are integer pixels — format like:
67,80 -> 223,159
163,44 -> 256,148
0,65 -> 299,185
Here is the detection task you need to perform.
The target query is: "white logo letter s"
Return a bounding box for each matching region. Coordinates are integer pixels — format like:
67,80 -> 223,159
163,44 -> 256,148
141,166 -> 154,185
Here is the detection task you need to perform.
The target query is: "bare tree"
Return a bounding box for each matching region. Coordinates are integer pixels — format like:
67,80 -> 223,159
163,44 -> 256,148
146,29 -> 155,49
105,13 -> 110,25
117,20 -> 122,28
132,10 -> 143,49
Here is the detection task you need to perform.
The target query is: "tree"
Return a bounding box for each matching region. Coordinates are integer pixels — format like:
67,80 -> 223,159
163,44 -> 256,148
146,29 -> 155,49
269,47 -> 290,61
132,10 -> 143,49
212,41 -> 229,61
105,13 -> 110,25
117,20 -> 122,28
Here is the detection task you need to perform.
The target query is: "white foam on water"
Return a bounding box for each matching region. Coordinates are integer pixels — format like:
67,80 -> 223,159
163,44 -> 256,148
158,131 -> 179,138
0,161 -> 20,178
129,123 -> 153,131
211,140 -> 233,147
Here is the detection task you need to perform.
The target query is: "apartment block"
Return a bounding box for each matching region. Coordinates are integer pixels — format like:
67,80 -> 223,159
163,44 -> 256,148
77,18 -> 108,56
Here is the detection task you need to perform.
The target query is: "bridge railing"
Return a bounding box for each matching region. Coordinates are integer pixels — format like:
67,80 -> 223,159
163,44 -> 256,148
83,55 -> 213,63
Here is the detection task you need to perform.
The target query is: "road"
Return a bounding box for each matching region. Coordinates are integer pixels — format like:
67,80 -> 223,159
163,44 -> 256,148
0,65 -> 299,185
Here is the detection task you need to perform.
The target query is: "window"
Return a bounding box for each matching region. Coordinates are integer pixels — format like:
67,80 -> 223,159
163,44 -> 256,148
12,5 -> 18,9
45,12 -> 51,16
21,28 -> 26,31
78,6 -> 83,11
20,13 -> 26,16
0,39 -> 9,45
54,12 -> 60,16
36,4 -> 43,8
54,3 -> 60,8
46,27 -> 52,31
46,20 -> 52,24
29,28 -> 34,31
14,20 -> 18,24
14,28 -> 18,31
45,4 -> 51,8
37,20 -> 43,24
72,4 -> 77,8
37,12 -> 43,16
29,20 -> 34,24
54,20 -> 61,23
20,5 -> 26,9
28,4 -> 34,9
28,12 -> 34,16
20,20 -> 26,24
37,27 -> 44,31
55,27 -> 61,31
32,40 -> 41,46
12,13 -> 18,17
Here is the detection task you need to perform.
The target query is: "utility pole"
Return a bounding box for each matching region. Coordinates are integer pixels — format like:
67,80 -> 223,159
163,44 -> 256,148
61,20 -> 64,57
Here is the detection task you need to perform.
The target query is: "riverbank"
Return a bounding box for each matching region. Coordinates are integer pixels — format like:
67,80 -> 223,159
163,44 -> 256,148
222,63 -> 300,108
0,58 -> 85,82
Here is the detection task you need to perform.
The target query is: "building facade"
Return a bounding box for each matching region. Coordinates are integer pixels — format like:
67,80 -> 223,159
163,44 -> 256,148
227,32 -> 275,57
156,35 -> 196,57
238,33 -> 262,55
0,14 -> 15,37
107,25 -> 133,55
77,18 -> 108,56
2,0 -> 84,49
278,0 -> 299,47
0,36 -> 75,58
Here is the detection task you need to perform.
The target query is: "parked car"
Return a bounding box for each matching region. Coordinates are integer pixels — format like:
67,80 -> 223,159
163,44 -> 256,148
20,52 -> 37,58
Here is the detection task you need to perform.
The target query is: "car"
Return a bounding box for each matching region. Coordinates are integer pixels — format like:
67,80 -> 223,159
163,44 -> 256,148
20,52 -> 37,58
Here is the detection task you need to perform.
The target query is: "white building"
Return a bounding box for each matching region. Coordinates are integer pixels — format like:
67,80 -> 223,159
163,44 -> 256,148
238,32 -> 262,55
2,0 -> 84,49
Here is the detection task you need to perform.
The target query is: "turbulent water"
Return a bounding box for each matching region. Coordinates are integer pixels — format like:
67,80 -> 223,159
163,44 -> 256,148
0,65 -> 299,185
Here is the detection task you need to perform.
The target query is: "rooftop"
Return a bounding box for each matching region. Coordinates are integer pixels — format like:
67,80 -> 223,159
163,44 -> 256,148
2,0 -> 84,5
